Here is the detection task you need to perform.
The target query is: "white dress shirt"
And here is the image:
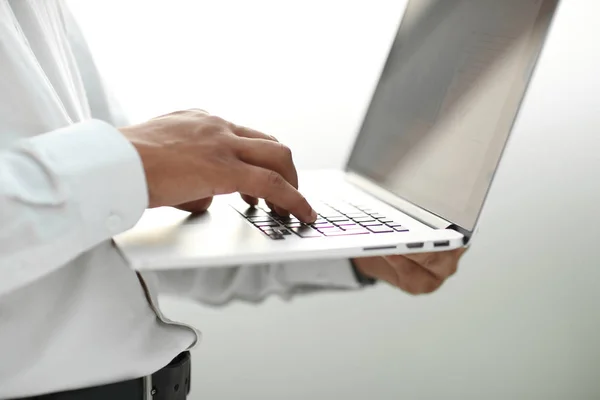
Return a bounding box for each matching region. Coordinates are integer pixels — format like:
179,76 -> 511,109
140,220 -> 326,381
0,1 -> 361,398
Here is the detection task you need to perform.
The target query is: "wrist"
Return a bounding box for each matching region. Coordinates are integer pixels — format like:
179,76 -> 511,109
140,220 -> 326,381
119,126 -> 159,208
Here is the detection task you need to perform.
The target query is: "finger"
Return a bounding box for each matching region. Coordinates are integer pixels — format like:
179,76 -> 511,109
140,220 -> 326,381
231,126 -> 293,217
236,138 -> 299,217
383,256 -> 443,294
236,138 -> 298,187
236,165 -> 316,223
241,194 -> 258,207
232,124 -> 279,143
356,256 -> 442,295
265,200 -> 287,217
402,249 -> 463,280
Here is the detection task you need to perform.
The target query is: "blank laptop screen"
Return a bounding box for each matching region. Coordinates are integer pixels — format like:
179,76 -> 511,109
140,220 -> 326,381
347,0 -> 558,230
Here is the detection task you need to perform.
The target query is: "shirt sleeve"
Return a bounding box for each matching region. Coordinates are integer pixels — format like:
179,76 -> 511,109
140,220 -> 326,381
143,259 -> 363,306
0,119 -> 148,296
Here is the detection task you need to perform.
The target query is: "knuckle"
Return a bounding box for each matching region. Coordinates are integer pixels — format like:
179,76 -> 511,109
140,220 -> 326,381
404,282 -> 421,296
422,279 -> 442,294
278,142 -> 293,159
447,261 -> 458,276
188,108 -> 209,115
205,115 -> 228,127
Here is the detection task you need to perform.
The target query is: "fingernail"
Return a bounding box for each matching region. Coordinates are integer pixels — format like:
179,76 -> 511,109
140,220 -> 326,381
310,209 -> 317,221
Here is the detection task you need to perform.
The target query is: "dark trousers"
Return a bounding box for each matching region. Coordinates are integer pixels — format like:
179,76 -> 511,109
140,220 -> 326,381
18,352 -> 191,400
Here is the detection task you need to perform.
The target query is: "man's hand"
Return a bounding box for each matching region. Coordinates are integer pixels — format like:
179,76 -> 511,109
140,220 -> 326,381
352,248 -> 467,295
120,109 -> 317,223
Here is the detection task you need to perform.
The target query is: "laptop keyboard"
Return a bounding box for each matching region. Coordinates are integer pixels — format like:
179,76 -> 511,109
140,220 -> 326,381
236,201 -> 409,240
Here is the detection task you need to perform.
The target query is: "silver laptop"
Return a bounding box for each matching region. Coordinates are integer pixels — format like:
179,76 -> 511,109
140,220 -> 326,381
115,0 -> 559,270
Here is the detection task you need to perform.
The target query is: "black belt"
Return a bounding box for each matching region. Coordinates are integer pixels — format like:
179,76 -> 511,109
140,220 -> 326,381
17,351 -> 191,400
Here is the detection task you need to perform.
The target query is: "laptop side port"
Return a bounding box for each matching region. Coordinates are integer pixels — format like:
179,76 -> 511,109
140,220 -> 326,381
433,240 -> 450,248
363,245 -> 397,252
406,242 -> 424,249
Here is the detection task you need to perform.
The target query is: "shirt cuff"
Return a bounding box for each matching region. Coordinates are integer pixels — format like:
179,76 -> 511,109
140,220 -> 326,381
279,259 -> 362,289
16,119 -> 148,238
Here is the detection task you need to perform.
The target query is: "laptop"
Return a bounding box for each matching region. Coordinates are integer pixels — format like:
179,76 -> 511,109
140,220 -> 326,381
114,0 -> 559,270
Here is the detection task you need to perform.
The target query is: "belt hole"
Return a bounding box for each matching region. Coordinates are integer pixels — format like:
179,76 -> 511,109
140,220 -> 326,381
174,384 -> 180,392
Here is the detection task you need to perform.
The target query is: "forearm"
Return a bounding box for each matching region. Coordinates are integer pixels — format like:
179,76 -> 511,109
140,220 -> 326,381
145,259 -> 362,306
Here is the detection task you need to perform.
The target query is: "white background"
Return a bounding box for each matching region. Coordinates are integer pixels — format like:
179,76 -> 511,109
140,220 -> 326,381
69,1 -> 600,399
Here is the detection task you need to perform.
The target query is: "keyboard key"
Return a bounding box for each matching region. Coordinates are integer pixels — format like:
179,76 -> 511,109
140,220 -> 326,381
379,218 -> 394,223
285,222 -> 303,228
278,216 -> 300,224
345,226 -> 371,233
359,221 -> 383,227
343,224 -> 365,230
345,212 -> 369,218
336,222 -> 358,227
316,225 -> 343,231
353,205 -> 376,213
330,205 -> 359,214
367,225 -> 394,233
255,221 -> 280,227
327,216 -> 350,223
319,212 -> 344,219
268,212 -> 290,220
248,216 -> 274,223
370,213 -> 387,219
322,229 -> 370,237
273,228 -> 292,235
290,227 -> 322,238
314,209 -> 338,217
393,226 -> 409,232
236,206 -> 268,217
312,203 -> 334,212
313,218 -> 329,224
386,222 -> 404,227
317,227 -> 345,234
268,233 -> 285,240
311,223 -> 335,229
353,216 -> 376,223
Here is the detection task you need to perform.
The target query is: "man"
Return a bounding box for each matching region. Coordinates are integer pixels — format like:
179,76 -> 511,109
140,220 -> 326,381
0,1 -> 465,399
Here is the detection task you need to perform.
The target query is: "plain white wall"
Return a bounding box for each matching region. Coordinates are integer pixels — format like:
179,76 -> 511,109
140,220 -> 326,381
69,1 -> 600,399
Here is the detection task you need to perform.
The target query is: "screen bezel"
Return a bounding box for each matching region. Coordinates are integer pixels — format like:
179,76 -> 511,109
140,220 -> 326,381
344,0 -> 561,237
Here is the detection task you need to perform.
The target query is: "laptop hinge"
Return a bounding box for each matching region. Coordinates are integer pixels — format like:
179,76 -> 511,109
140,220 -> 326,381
344,171 -> 457,231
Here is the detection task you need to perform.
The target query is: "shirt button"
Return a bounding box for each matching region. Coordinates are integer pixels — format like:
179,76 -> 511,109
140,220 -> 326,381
106,214 -> 122,233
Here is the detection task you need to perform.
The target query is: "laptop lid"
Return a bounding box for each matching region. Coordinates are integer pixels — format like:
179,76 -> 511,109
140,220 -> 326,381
345,0 -> 559,237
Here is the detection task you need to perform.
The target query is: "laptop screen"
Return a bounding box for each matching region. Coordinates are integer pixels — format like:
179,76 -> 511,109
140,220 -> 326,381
346,0 -> 558,231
